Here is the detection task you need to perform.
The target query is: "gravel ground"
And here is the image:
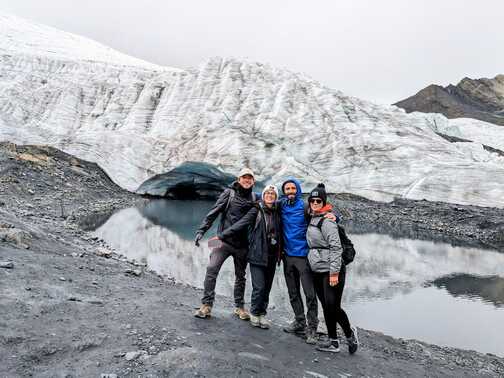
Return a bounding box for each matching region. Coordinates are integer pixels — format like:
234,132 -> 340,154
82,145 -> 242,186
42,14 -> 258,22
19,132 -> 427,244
1,142 -> 503,377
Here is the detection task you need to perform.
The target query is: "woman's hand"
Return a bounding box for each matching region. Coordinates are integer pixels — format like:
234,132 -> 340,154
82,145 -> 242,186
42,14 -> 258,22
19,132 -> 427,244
329,273 -> 339,286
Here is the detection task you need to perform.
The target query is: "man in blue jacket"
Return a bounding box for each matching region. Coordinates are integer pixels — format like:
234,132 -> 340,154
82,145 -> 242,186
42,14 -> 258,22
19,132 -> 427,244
280,178 -> 319,344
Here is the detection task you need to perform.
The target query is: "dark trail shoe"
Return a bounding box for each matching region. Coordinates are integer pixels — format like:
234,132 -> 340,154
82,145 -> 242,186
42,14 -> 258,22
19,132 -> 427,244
347,326 -> 359,354
283,320 -> 306,334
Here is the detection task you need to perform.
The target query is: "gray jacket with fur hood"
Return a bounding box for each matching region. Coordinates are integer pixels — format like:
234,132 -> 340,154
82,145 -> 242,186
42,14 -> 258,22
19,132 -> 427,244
306,213 -> 343,274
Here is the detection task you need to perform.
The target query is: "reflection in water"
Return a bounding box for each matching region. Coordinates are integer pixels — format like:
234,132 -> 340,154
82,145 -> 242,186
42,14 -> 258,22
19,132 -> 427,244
139,199 -> 216,240
432,274 -> 504,307
347,234 -> 504,303
90,199 -> 504,356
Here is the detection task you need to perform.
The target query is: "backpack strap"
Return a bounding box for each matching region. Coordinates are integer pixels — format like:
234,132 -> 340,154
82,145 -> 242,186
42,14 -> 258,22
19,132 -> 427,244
315,217 -> 325,229
224,188 -> 235,214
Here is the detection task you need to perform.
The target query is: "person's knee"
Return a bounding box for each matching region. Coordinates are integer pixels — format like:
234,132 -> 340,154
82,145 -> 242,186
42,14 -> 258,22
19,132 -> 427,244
206,261 -> 222,275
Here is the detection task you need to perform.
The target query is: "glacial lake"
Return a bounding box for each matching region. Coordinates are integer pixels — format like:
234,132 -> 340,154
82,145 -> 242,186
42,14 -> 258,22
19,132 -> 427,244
84,199 -> 504,357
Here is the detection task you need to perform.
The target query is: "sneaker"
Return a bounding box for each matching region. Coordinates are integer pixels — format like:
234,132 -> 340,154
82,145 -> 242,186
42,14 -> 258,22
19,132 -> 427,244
283,320 -> 306,334
305,328 -> 318,345
259,315 -> 271,329
250,314 -> 261,327
316,339 -> 340,353
233,307 -> 250,321
347,326 -> 359,354
194,304 -> 212,319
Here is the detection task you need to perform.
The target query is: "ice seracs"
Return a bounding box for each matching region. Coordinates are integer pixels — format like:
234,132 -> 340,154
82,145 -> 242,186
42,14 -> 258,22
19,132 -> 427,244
1,12 -> 504,208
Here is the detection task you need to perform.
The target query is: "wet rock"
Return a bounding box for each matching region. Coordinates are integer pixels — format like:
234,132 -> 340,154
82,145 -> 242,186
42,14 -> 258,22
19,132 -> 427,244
0,261 -> 14,269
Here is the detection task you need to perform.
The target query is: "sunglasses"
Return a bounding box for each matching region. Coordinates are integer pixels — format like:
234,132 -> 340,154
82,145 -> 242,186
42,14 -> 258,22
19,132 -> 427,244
309,198 -> 323,204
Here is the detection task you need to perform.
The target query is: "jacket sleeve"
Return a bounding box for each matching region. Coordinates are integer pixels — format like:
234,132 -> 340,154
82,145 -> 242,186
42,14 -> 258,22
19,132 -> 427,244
321,219 -> 343,274
219,206 -> 259,240
196,189 -> 230,235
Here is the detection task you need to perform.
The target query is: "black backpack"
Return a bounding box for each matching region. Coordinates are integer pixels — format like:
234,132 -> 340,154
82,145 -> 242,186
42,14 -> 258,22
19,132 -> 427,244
315,218 -> 356,265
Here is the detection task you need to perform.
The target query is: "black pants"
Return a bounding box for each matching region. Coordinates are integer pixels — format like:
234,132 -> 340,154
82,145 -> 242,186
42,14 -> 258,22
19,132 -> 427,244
283,255 -> 318,330
250,254 -> 277,316
201,242 -> 248,307
312,267 -> 352,340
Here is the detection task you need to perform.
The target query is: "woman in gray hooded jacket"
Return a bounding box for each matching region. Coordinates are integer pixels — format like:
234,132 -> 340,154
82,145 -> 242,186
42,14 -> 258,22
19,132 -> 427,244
306,183 -> 358,354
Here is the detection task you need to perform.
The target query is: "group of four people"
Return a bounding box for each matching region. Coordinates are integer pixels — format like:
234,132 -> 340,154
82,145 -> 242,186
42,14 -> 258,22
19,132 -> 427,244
193,168 -> 358,354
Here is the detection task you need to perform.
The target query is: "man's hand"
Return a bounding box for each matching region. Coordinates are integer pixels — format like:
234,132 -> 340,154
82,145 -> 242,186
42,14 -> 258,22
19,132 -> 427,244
194,232 -> 203,247
329,273 -> 339,286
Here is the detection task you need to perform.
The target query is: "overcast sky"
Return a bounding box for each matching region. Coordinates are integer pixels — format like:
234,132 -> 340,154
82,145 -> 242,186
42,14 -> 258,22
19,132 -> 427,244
2,0 -> 503,104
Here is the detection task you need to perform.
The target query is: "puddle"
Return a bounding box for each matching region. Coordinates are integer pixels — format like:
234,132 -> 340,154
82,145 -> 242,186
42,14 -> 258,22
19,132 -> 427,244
85,199 -> 504,356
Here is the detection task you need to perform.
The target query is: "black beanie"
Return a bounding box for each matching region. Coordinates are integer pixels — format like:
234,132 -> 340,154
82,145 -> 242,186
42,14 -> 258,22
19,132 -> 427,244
308,183 -> 327,205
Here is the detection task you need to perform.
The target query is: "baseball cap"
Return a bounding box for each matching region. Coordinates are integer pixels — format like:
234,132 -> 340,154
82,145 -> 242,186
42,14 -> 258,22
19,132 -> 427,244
238,167 -> 255,179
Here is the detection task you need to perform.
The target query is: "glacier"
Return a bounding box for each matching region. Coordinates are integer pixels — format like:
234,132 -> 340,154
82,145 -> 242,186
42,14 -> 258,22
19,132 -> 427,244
1,12 -> 504,208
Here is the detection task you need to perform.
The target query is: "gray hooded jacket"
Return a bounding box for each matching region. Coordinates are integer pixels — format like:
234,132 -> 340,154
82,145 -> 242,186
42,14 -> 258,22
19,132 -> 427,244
306,214 -> 343,274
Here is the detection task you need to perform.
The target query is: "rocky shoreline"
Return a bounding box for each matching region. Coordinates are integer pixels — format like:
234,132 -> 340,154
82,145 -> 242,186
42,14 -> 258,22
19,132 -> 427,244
1,142 -> 504,377
330,193 -> 504,252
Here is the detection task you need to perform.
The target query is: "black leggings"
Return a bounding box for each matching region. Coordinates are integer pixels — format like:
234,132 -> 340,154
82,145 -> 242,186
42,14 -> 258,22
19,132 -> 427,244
312,267 -> 352,340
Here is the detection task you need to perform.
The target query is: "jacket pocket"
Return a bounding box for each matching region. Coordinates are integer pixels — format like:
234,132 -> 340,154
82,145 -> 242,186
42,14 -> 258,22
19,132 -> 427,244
308,249 -> 329,272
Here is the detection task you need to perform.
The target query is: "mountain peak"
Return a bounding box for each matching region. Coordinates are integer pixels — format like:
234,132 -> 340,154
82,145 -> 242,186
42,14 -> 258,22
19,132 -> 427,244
396,74 -> 504,125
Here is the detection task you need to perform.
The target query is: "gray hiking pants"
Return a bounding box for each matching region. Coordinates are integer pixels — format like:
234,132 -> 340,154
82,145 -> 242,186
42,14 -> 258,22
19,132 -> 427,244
201,242 -> 248,307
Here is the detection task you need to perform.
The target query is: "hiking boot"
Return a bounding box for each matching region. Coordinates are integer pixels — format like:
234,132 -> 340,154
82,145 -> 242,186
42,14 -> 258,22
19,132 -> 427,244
316,338 -> 340,353
259,315 -> 271,329
194,304 -> 212,319
250,314 -> 261,327
347,326 -> 359,354
233,307 -> 250,320
305,328 -> 318,344
283,320 -> 306,334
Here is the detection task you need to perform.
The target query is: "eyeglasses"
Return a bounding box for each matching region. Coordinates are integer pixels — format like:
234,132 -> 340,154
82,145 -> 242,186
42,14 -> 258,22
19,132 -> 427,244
309,199 -> 323,204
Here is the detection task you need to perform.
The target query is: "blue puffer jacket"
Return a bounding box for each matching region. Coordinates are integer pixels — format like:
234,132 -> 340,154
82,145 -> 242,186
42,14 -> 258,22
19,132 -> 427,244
280,178 -> 309,257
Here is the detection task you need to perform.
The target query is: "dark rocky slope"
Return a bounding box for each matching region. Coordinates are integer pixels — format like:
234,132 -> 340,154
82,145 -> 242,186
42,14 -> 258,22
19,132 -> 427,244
395,75 -> 504,125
